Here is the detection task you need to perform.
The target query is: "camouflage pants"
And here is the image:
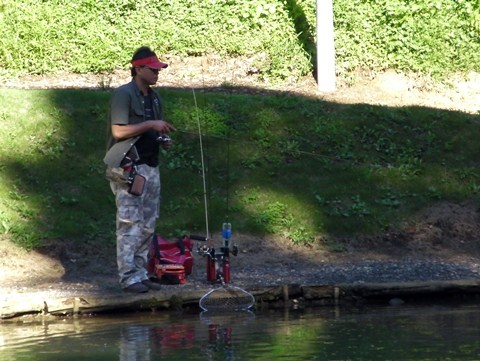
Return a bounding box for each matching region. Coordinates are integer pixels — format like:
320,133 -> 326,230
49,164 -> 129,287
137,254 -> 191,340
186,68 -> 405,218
110,164 -> 161,288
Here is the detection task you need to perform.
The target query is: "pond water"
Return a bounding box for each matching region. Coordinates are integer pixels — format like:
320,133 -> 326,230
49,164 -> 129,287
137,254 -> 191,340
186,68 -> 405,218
1,302 -> 480,360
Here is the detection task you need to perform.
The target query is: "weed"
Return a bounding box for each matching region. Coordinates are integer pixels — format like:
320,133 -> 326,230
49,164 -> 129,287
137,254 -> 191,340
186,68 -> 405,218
256,202 -> 287,234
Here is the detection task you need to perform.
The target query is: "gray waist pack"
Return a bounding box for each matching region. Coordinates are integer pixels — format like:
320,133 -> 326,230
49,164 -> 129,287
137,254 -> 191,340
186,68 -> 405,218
103,136 -> 140,168
104,137 -> 145,195
105,166 -> 129,183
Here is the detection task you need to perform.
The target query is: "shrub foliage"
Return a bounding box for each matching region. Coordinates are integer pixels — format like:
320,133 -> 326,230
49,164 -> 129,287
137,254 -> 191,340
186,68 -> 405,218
0,0 -> 479,80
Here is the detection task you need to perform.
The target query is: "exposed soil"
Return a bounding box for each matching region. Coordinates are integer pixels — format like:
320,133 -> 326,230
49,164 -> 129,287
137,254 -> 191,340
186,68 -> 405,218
2,55 -> 479,113
1,56 -> 480,295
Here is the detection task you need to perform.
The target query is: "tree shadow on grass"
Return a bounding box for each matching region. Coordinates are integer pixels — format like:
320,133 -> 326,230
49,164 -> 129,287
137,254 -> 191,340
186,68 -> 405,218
1,84 -> 480,286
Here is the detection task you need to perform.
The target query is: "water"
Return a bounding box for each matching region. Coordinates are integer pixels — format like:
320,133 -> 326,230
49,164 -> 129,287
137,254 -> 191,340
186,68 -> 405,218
1,303 -> 480,360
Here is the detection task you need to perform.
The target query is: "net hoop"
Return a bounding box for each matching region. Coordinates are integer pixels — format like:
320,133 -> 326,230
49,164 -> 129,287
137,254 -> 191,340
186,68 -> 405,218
199,285 -> 255,312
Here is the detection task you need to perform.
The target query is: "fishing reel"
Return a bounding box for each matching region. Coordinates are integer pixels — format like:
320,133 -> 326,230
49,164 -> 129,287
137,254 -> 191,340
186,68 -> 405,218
155,133 -> 172,144
188,223 -> 238,284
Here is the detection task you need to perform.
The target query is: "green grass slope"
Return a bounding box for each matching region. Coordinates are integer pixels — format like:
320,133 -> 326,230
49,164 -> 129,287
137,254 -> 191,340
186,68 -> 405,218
1,87 -> 479,251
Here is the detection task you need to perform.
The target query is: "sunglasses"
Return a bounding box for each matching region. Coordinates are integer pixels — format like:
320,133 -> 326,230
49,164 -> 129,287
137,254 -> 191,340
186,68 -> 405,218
141,66 -> 160,74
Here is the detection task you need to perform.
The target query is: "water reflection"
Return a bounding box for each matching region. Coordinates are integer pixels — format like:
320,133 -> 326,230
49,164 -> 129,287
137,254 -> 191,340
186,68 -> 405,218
120,324 -> 153,361
200,311 -> 255,360
119,322 -> 195,360
116,311 -> 254,361
1,303 -> 480,360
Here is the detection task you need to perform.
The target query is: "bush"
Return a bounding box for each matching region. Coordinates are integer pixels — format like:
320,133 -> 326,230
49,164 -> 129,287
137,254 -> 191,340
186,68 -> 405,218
0,0 -> 310,80
0,0 -> 478,81
334,0 -> 480,76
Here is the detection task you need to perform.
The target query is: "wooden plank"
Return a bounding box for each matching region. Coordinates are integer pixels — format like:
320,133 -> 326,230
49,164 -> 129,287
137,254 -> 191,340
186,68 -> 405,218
3,280 -> 480,319
339,279 -> 480,298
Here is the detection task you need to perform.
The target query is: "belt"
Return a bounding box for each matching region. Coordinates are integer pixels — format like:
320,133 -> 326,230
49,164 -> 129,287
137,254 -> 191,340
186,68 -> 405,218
136,158 -> 158,167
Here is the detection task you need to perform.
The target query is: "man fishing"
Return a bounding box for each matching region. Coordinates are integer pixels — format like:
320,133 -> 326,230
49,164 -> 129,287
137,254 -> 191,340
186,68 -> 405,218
104,46 -> 176,293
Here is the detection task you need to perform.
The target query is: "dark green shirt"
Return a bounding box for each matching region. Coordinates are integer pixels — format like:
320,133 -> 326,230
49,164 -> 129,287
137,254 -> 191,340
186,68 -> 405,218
105,80 -> 164,167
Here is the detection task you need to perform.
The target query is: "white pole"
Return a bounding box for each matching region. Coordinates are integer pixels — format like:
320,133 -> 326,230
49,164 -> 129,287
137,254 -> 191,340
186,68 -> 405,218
316,0 -> 336,92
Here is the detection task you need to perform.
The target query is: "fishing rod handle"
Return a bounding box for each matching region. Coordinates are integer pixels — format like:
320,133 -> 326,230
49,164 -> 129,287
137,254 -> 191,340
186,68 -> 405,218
187,234 -> 210,242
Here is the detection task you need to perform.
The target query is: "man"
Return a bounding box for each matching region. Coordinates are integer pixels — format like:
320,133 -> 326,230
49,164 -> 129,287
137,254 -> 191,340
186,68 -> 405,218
104,46 -> 176,293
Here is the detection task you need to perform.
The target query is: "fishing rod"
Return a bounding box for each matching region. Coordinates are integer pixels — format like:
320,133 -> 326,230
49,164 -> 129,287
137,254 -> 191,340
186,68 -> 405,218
190,86 -> 254,312
174,127 -> 405,168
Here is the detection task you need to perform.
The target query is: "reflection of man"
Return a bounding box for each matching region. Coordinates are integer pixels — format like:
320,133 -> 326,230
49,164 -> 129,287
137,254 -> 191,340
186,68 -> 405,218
206,323 -> 234,360
119,323 -> 195,360
104,46 -> 176,293
119,325 -> 152,361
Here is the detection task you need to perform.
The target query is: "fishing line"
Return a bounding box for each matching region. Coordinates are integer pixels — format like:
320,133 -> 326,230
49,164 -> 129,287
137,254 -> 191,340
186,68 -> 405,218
192,88 -> 210,239
224,130 -> 231,222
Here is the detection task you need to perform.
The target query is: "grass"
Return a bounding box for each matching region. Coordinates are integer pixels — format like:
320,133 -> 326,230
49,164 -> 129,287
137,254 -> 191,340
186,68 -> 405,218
0,87 -> 479,251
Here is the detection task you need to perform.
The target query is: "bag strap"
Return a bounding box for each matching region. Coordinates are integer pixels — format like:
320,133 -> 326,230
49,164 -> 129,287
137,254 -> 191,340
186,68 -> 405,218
176,237 -> 186,255
152,234 -> 161,259
152,235 -> 187,259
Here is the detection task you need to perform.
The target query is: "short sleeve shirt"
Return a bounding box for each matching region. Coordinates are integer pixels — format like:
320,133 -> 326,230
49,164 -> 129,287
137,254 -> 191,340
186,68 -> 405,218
105,80 -> 164,166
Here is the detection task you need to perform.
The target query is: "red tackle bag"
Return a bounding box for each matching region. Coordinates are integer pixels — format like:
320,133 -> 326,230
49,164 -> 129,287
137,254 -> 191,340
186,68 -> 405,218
147,235 -> 194,284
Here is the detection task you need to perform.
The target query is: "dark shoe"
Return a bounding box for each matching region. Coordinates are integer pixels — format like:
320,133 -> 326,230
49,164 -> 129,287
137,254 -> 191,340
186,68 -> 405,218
124,282 -> 149,293
142,279 -> 162,290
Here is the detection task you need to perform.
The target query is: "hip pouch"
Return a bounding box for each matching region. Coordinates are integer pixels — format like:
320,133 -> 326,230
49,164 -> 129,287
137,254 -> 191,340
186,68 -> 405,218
128,167 -> 147,196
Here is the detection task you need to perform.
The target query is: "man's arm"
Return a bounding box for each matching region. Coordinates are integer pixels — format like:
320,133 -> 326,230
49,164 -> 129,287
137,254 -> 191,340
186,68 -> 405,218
112,120 -> 176,140
110,87 -> 176,141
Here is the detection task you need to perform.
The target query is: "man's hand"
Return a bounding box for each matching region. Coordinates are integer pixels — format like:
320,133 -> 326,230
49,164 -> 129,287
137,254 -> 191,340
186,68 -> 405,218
151,120 -> 176,134
154,120 -> 175,150
112,120 -> 176,140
